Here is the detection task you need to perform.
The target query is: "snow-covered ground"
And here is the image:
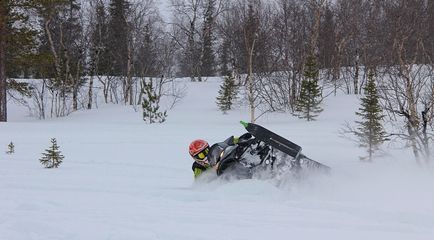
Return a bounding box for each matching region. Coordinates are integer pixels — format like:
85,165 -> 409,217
1,79 -> 434,240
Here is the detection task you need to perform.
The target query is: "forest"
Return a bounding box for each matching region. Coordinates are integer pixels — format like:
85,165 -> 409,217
0,0 -> 433,162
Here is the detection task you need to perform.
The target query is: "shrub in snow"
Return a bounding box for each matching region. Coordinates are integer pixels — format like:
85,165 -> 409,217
6,142 -> 15,154
40,138 -> 64,168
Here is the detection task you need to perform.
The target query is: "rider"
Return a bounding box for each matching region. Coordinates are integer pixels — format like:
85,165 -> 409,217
189,139 -> 212,178
188,133 -> 252,178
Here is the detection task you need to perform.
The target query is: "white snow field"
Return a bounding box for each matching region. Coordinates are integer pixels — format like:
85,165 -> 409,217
1,78 -> 434,240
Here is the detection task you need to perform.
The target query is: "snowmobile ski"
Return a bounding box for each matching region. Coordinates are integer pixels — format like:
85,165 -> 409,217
240,121 -> 330,172
240,121 -> 302,158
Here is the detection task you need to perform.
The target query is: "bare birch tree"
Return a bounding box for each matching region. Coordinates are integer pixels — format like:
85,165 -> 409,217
378,0 -> 433,164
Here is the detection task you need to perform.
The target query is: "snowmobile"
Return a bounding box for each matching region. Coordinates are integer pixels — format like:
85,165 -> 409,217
207,121 -> 331,179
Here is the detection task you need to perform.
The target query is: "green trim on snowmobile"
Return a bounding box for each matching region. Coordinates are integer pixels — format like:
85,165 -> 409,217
240,120 -> 248,128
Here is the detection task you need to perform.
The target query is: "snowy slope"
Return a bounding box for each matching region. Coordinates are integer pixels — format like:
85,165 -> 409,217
1,78 -> 434,240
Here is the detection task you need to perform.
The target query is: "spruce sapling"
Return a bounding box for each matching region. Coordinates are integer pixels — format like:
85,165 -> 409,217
141,78 -> 167,124
216,73 -> 238,114
355,70 -> 387,161
40,138 -> 64,168
295,54 -> 323,121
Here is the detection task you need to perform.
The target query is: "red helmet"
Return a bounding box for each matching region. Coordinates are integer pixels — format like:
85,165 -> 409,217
189,139 -> 209,157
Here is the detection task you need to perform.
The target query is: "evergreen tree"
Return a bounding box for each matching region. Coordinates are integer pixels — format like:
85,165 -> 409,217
90,1 -> 110,76
200,0 -> 216,77
216,73 -> 238,114
295,54 -> 323,121
6,141 -> 14,154
107,0 -> 130,76
65,0 -> 85,111
1,0 -> 38,122
141,78 -> 167,124
40,138 -> 64,168
318,4 -> 336,69
354,71 -> 387,161
35,0 -> 85,113
219,38 -> 231,76
135,25 -> 158,77
0,1 -> 7,122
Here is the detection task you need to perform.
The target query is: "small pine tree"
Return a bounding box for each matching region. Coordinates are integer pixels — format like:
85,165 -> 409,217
6,142 -> 15,154
141,78 -> 167,124
295,55 -> 323,121
216,73 -> 238,114
355,71 -> 387,161
40,138 -> 64,168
